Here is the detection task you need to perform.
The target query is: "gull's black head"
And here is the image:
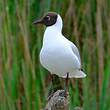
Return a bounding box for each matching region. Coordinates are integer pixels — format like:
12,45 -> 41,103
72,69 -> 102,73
33,12 -> 58,26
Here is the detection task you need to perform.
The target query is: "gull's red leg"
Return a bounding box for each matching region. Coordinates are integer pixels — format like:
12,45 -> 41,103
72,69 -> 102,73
66,72 -> 69,92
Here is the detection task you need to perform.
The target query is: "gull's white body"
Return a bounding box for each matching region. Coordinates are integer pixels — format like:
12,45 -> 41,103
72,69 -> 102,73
40,15 -> 86,78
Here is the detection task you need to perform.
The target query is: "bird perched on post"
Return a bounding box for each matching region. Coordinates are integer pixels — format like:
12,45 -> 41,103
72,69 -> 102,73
33,12 -> 86,89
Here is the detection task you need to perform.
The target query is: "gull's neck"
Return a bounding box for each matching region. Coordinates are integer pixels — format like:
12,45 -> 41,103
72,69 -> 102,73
43,15 -> 63,46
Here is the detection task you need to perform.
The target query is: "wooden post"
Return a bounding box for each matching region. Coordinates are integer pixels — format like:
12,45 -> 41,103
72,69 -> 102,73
44,90 -> 83,110
44,90 -> 69,110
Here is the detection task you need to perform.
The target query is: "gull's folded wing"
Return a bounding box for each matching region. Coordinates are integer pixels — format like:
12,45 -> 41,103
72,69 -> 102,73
68,41 -> 81,63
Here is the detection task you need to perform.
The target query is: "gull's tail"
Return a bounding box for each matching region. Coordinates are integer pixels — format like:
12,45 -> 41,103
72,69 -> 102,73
62,70 -> 86,78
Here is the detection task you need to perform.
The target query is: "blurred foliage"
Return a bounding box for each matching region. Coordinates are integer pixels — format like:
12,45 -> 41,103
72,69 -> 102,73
0,0 -> 110,110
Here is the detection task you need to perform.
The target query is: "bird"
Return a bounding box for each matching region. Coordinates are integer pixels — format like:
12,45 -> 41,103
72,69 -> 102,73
33,12 -> 86,89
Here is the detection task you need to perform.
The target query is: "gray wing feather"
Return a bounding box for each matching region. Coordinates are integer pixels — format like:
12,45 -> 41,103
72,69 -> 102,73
69,41 -> 81,63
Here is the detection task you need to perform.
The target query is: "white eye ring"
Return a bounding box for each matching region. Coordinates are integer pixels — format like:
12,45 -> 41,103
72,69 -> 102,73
46,16 -> 50,21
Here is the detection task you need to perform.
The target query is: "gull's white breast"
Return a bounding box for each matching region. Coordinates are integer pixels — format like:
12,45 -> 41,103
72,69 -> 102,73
39,28 -> 81,77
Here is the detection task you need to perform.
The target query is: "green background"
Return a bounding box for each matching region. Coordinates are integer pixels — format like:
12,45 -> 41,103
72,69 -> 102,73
0,0 -> 110,110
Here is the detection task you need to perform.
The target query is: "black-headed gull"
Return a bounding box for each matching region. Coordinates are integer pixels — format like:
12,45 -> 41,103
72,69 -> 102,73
33,12 -> 86,88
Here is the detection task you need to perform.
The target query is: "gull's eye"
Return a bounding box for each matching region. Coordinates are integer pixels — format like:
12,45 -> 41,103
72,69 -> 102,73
45,16 -> 50,21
